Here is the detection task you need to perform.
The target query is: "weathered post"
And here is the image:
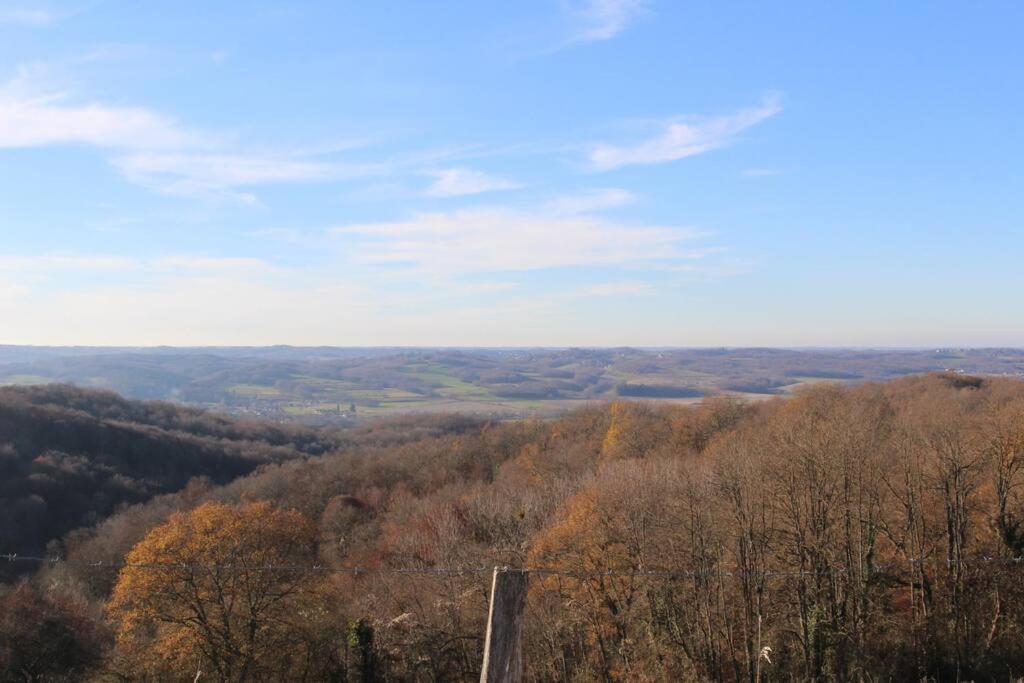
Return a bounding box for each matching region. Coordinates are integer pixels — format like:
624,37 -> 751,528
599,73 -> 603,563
480,566 -> 529,683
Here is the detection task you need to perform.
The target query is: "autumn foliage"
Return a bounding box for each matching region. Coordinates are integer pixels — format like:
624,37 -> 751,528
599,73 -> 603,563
107,502 -> 334,682
7,373 -> 1024,680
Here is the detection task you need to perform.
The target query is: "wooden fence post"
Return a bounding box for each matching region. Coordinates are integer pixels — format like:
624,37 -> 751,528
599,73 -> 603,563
480,566 -> 529,683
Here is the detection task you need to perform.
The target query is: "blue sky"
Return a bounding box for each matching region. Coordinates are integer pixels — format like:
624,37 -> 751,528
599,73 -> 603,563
1,1 -> 1021,346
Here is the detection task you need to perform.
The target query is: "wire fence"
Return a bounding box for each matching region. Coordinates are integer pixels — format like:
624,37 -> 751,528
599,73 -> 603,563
6,552 -> 1024,578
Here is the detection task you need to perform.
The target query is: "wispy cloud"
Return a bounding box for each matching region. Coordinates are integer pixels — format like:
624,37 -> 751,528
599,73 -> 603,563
564,0 -> 649,43
569,280 -> 653,297
336,206 -> 704,275
545,187 -> 636,215
0,90 -> 204,150
150,256 -> 277,273
0,253 -> 281,311
0,253 -> 445,345
0,71 -> 393,201
112,153 -> 379,200
244,227 -> 309,244
0,253 -> 276,274
0,8 -> 53,26
0,282 -> 30,302
588,95 -> 782,170
458,281 -> 521,295
423,168 -> 523,197
0,254 -> 138,272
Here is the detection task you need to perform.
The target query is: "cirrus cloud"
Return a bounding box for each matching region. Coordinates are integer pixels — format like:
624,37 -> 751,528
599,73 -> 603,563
336,204 -> 708,275
0,92 -> 204,150
423,168 -> 523,197
565,0 -> 649,43
0,71 -> 385,200
588,95 -> 782,170
0,8 -> 53,26
545,187 -> 636,215
111,152 -> 379,199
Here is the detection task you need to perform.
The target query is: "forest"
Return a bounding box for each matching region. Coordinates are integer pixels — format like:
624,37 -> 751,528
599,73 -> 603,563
3,373 -> 1024,681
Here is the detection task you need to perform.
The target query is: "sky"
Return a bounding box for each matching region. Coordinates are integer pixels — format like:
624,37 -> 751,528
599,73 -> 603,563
0,0 -> 1022,347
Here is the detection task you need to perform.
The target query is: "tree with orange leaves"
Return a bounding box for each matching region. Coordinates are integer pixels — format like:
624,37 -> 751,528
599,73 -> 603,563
107,501 -> 330,682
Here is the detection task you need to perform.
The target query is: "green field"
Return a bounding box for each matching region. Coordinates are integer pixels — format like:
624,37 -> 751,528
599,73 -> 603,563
228,383 -> 283,398
0,374 -> 53,385
401,364 -> 496,398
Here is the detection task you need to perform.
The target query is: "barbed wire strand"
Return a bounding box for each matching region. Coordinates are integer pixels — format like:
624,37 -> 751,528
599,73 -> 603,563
5,553 -> 1024,579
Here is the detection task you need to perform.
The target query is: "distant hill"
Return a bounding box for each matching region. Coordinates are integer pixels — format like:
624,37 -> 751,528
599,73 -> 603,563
2,346 -> 1023,422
